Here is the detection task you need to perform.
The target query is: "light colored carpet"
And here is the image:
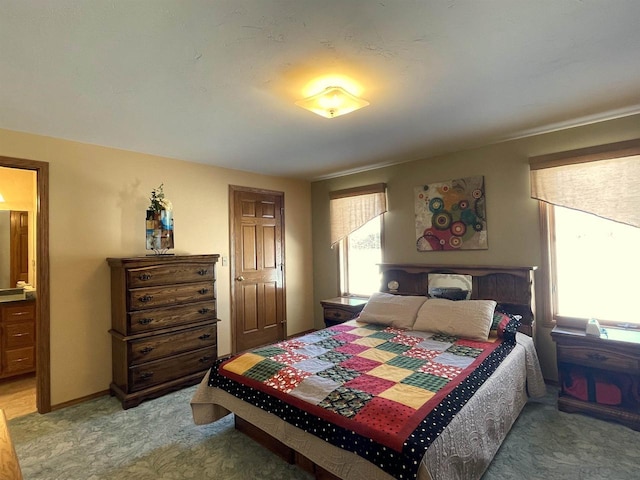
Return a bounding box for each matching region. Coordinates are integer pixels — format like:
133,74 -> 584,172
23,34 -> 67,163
8,385 -> 639,479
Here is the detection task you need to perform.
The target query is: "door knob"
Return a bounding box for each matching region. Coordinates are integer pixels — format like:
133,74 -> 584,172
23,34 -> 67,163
235,276 -> 245,282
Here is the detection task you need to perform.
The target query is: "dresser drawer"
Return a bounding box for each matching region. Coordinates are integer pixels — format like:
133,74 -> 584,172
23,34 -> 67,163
127,263 -> 215,288
128,301 -> 216,334
128,281 -> 215,311
557,344 -> 640,374
3,321 -> 35,348
3,346 -> 35,374
129,324 -> 217,364
2,302 -> 35,322
129,346 -> 216,391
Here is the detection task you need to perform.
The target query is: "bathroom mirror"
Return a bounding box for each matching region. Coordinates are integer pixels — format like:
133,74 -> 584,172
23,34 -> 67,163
0,210 -> 11,288
0,210 -> 32,290
0,166 -> 37,291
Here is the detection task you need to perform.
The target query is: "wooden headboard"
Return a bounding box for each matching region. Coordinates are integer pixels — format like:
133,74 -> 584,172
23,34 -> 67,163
379,264 -> 537,336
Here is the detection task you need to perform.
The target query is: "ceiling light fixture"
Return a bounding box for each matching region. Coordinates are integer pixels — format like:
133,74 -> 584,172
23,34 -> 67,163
295,86 -> 370,119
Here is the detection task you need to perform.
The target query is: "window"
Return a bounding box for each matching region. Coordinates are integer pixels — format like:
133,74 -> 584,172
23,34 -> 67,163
530,138 -> 640,328
329,183 -> 387,297
548,204 -> 640,326
339,216 -> 383,296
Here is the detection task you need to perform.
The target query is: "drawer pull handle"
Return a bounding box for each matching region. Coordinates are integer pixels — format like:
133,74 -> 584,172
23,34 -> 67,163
587,352 -> 608,362
198,288 -> 209,295
138,318 -> 153,325
139,372 -> 154,380
333,312 -> 342,318
140,346 -> 154,355
139,294 -> 153,303
11,333 -> 28,337
10,312 -> 29,316
198,269 -> 209,275
199,356 -> 212,363
198,308 -> 210,314
198,333 -> 211,340
138,273 -> 152,281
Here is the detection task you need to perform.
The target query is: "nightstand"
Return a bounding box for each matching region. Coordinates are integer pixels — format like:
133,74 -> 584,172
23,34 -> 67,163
551,326 -> 640,431
320,297 -> 368,328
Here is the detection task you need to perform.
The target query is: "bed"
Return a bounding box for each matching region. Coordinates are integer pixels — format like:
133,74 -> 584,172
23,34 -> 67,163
191,264 -> 546,480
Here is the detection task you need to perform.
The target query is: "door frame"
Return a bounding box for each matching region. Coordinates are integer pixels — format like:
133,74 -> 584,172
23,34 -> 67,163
229,185 -> 286,354
0,156 -> 50,413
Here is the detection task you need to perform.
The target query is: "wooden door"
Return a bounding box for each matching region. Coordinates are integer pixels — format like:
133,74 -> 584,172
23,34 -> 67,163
10,211 -> 29,287
230,187 -> 285,352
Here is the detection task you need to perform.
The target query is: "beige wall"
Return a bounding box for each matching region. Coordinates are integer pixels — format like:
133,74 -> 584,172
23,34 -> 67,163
311,113 -> 640,381
0,128 -> 313,406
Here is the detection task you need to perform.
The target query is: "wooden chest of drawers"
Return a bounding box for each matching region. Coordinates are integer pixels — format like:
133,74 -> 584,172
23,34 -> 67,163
0,299 -> 36,379
107,254 -> 219,409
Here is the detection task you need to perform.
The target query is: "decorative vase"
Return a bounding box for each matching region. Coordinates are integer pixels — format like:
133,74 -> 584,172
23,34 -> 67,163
145,209 -> 174,254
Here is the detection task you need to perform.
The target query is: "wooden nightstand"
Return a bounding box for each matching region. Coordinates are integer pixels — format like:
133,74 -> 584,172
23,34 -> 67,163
551,326 -> 640,430
320,297 -> 368,328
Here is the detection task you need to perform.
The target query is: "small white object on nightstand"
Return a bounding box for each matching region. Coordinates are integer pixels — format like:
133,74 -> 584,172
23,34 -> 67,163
586,318 -> 601,337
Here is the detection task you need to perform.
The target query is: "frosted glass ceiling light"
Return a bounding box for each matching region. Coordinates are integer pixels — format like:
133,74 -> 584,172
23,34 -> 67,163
296,86 -> 369,118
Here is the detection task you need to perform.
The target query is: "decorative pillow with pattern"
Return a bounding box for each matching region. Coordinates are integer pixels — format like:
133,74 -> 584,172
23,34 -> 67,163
491,311 -> 521,340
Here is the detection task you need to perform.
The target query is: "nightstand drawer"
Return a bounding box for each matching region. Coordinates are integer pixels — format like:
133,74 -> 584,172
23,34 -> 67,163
324,308 -> 356,322
557,344 -> 640,374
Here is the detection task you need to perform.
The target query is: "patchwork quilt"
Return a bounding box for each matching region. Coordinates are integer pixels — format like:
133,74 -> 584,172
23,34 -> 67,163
209,320 -> 517,480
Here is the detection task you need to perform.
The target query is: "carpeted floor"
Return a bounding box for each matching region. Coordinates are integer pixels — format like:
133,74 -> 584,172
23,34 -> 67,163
8,385 -> 639,480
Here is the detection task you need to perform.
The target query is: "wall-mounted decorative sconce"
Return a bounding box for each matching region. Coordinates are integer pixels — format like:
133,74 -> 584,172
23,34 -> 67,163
295,86 -> 370,118
0,193 -> 5,202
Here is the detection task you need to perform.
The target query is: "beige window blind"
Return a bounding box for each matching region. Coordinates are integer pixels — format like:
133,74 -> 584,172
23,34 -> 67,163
529,139 -> 640,228
330,183 -> 387,246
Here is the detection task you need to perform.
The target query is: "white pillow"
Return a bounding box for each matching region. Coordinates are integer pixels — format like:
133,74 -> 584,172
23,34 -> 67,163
357,292 -> 428,329
413,298 -> 497,341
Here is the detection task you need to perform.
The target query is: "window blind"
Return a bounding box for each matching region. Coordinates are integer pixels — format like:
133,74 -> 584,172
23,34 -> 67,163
529,139 -> 640,228
329,183 -> 387,246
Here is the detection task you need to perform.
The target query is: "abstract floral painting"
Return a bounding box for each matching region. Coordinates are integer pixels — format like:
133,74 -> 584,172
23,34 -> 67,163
415,176 -> 487,251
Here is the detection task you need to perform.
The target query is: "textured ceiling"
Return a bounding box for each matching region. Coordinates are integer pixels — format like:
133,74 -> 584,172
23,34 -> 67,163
2,1 -> 640,180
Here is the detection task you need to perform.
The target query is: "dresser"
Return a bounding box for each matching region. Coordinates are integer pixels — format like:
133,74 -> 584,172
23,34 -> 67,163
320,296 -> 368,328
0,299 -> 36,380
551,326 -> 640,430
107,254 -> 219,409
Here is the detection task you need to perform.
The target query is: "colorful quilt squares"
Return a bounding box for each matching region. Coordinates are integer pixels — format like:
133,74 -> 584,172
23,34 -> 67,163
219,319 -> 505,461
379,383 -> 435,409
214,317 -> 518,480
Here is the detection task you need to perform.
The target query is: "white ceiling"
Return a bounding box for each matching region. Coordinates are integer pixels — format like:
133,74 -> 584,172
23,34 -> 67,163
2,1 -> 640,180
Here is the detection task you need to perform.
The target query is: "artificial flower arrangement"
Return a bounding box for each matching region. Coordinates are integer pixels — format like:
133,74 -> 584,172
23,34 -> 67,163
148,183 -> 173,212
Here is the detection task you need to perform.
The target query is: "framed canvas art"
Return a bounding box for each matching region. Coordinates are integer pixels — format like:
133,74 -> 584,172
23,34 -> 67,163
415,175 -> 487,251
